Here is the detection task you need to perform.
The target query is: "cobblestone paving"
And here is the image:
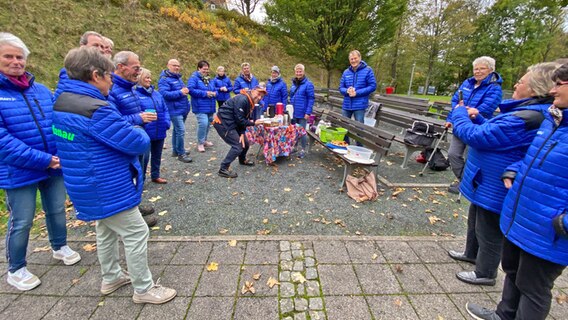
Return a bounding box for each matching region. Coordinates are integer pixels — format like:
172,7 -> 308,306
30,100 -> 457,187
0,238 -> 566,319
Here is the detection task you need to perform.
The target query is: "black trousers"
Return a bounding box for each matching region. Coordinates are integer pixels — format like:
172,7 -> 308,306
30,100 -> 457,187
214,123 -> 249,170
462,204 -> 502,278
496,238 -> 565,320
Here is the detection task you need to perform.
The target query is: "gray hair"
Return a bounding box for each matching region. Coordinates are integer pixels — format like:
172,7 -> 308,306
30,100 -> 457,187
65,46 -> 114,82
113,51 -> 138,68
217,66 -> 225,72
294,64 -> 305,71
137,68 -> 152,85
241,62 -> 250,69
526,62 -> 560,97
349,50 -> 361,58
102,36 -> 114,48
79,31 -> 103,46
472,56 -> 496,71
0,33 -> 30,59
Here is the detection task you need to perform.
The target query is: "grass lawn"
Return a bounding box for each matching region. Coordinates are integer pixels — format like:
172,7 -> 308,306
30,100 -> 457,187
0,189 -> 45,237
393,93 -> 452,103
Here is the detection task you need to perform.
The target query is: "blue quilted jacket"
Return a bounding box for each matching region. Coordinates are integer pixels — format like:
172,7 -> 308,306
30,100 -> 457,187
53,67 -> 68,101
453,97 -> 552,214
500,108 -> 568,266
339,60 -> 377,111
52,79 -> 150,221
134,85 -> 171,140
187,71 -> 216,114
289,77 -> 315,119
232,74 -> 258,94
157,70 -> 190,117
109,74 -> 143,125
447,73 -> 503,123
0,72 -> 61,189
213,75 -> 233,102
263,77 -> 288,110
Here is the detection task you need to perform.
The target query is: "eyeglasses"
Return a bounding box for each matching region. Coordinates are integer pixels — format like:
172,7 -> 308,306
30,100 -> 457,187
473,67 -> 489,72
554,81 -> 568,88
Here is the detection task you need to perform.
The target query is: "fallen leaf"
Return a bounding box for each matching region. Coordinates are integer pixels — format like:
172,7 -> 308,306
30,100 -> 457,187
425,209 -> 434,213
308,197 -> 314,202
428,215 -> 444,225
232,192 -> 239,196
271,209 -> 278,214
33,246 -> 51,252
266,277 -> 280,288
391,187 -> 405,197
72,278 -> 80,285
284,187 -> 292,192
334,219 -> 346,227
262,218 -> 269,224
165,225 -> 172,231
97,301 -> 105,307
252,273 -> 262,280
257,229 -> 271,235
432,199 -> 441,204
148,196 -> 162,202
206,262 -> 219,272
453,213 -> 459,218
83,243 -> 97,252
151,226 -> 160,230
241,281 -> 255,294
351,204 -> 360,209
395,265 -> 403,273
394,298 -> 403,307
264,199 -> 269,203
556,293 -> 568,304
193,173 -> 200,177
207,157 -> 217,162
291,272 -> 306,284
205,173 -> 212,177
228,240 -> 237,247
158,210 -> 168,216
371,253 -> 378,260
386,161 -> 393,166
409,174 -> 416,178
438,316 -> 444,320
355,231 -> 362,235
219,228 -> 229,234
282,210 -> 289,214
184,179 -> 194,184
86,231 -> 96,237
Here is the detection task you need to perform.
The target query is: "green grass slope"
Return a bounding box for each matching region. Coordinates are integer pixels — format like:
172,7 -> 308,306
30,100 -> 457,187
0,0 -> 328,90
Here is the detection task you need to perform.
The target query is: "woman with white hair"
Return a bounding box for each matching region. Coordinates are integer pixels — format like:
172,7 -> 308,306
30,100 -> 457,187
446,56 -> 503,195
213,65 -> 232,108
0,33 -> 81,291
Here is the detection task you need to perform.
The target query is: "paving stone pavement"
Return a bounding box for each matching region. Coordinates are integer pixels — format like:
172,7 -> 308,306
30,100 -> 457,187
0,237 -> 567,319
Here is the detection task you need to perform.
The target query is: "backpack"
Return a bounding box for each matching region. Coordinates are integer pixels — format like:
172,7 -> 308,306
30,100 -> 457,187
423,147 -> 450,171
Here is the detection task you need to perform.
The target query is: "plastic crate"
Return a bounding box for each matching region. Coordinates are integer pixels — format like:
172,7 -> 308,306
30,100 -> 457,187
320,127 -> 348,143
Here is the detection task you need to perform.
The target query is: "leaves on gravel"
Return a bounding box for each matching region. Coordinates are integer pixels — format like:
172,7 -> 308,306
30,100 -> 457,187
33,246 -> 50,252
206,262 -> 219,272
266,277 -> 280,288
241,281 -> 255,294
83,243 -> 97,252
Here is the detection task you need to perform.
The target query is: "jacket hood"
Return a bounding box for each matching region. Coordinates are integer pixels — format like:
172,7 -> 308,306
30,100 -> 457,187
467,71 -> 503,87
499,96 -> 554,113
111,73 -> 136,90
0,71 -> 35,90
349,60 -> 369,73
160,69 -> 182,79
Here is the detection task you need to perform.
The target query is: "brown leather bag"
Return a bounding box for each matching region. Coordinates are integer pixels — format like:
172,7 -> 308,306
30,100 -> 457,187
346,171 -> 378,202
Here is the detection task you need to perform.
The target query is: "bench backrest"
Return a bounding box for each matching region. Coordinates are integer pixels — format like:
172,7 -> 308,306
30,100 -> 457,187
373,94 -> 430,115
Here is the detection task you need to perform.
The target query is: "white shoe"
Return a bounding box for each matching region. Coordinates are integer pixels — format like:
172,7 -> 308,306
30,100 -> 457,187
52,245 -> 81,265
132,280 -> 177,304
7,267 -> 41,291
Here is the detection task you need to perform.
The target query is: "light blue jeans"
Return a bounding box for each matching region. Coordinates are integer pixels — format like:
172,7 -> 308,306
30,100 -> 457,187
170,114 -> 186,156
195,113 -> 214,145
342,109 -> 365,146
295,117 -> 308,150
5,176 -> 67,273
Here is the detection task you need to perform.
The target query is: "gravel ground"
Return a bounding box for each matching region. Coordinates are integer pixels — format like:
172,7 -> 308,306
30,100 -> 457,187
67,114 -> 470,238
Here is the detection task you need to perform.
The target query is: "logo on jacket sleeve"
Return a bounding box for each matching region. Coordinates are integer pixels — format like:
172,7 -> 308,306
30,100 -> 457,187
52,125 -> 76,141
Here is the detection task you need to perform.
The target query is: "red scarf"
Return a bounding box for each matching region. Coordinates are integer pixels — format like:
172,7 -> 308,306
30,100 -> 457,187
5,74 -> 31,90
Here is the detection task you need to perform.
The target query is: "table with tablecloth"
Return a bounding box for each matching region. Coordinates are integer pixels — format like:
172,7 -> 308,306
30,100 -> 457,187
245,125 -> 306,164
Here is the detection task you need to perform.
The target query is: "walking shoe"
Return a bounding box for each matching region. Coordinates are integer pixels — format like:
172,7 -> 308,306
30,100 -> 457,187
218,168 -> 238,178
139,205 -> 155,216
52,245 -> 82,265
448,181 -> 460,194
204,141 -> 214,147
465,302 -> 501,320
132,281 -> 177,304
177,155 -> 193,163
456,271 -> 496,286
448,250 -> 476,264
151,178 -> 168,184
171,151 -> 190,157
7,267 -> 41,291
101,271 -> 131,295
197,144 -> 205,152
297,150 -> 305,159
143,215 -> 158,228
239,160 -> 255,166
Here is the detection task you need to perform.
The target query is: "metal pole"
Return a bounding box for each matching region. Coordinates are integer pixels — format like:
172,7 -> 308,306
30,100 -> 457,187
407,61 -> 416,96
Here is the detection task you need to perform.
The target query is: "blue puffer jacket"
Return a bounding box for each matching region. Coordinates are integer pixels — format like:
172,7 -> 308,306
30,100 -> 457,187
213,75 -> 232,102
500,108 -> 568,266
289,77 -> 315,119
53,67 -> 68,101
263,77 -> 288,110
453,97 -> 552,214
447,73 -> 503,123
157,70 -> 190,117
109,74 -> 143,125
0,72 -> 61,189
134,85 -> 171,140
187,71 -> 216,114
232,74 -> 258,94
339,60 -> 377,111
52,79 -> 150,221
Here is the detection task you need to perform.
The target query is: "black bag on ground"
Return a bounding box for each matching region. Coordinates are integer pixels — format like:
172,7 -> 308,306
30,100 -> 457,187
403,121 -> 435,146
423,147 -> 450,171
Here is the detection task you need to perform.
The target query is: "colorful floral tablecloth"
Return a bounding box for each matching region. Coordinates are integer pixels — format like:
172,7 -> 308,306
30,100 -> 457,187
245,125 -> 307,163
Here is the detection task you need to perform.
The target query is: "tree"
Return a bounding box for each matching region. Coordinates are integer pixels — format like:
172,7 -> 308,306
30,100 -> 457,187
265,0 -> 404,88
231,0 -> 263,17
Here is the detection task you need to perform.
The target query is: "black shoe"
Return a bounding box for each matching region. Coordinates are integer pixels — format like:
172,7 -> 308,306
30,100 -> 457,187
239,160 -> 255,166
143,215 -> 158,228
448,250 -> 476,264
139,205 -> 155,216
465,302 -> 501,320
456,271 -> 496,286
448,181 -> 460,194
177,155 -> 193,163
218,168 -> 238,178
172,151 -> 190,157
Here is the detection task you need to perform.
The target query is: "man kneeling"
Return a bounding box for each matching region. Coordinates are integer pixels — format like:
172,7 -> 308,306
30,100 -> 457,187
52,47 -> 176,304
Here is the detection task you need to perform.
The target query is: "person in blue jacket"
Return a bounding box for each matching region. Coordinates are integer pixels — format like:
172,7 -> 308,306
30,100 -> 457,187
0,33 -> 81,291
446,56 -> 503,194
158,59 -> 192,163
338,50 -> 377,123
213,65 -> 232,108
188,60 -> 217,153
289,64 -> 315,158
233,62 -> 260,118
53,46 -> 176,304
135,68 -> 170,184
447,63 -> 559,288
263,65 -> 288,111
466,63 -> 568,320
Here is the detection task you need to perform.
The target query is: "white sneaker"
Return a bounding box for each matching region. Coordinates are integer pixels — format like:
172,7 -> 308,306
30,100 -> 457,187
7,267 -> 41,291
132,280 -> 177,304
52,245 -> 81,265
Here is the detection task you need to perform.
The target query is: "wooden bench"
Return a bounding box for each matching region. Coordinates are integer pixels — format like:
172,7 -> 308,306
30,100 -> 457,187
373,94 -> 431,116
307,108 -> 395,187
